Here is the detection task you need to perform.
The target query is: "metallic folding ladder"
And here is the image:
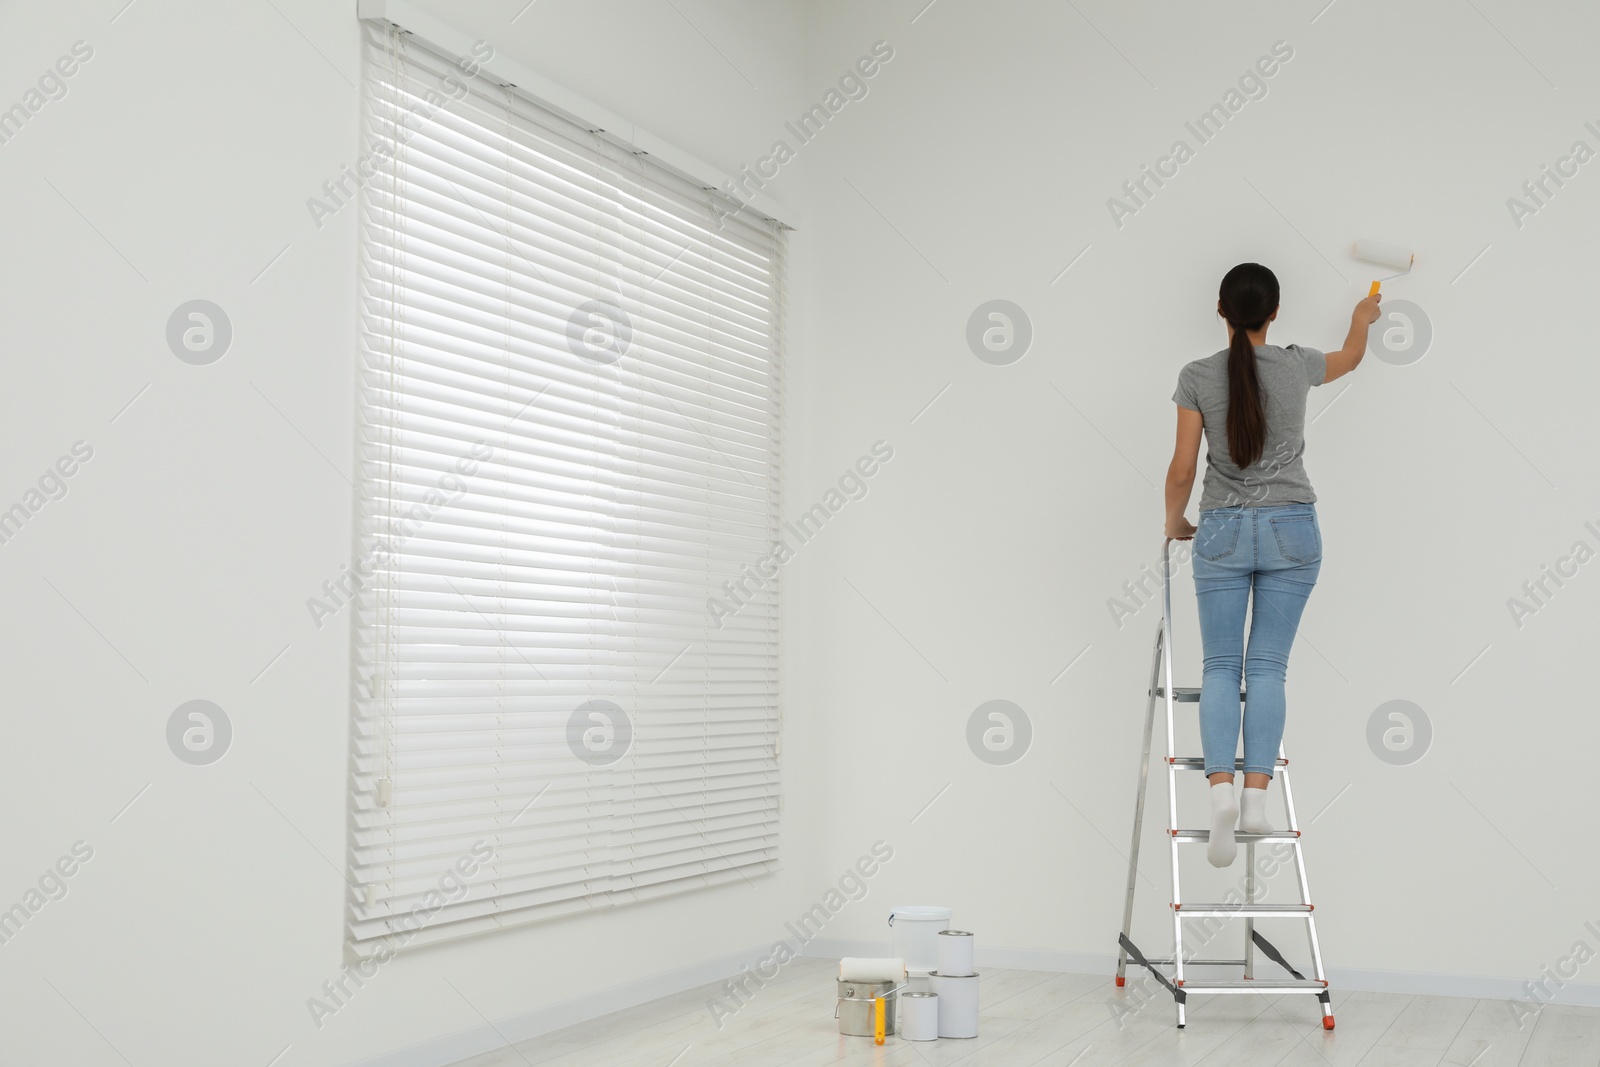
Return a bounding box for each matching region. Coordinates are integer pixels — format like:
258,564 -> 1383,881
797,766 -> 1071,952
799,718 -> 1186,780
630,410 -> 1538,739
1114,537 -> 1334,1030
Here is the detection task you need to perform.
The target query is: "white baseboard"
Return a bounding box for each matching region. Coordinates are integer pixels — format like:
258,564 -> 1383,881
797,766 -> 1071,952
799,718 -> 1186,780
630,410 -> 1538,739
343,943 -> 774,1067
798,937 -> 1600,1009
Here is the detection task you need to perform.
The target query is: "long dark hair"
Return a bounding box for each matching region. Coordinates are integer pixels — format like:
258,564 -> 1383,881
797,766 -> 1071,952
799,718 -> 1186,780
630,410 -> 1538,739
1217,262 -> 1279,470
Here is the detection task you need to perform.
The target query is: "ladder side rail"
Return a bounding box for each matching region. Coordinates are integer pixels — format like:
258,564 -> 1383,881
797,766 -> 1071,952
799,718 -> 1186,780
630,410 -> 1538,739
1279,744 -> 1332,1000
1244,840 -> 1256,980
1279,753 -> 1311,909
1117,623 -> 1167,981
1162,538 -> 1187,1027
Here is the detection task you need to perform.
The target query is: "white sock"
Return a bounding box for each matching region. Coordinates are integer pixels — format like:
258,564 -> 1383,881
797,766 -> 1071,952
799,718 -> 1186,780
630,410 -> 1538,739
1207,782 -> 1238,867
1239,785 -> 1271,834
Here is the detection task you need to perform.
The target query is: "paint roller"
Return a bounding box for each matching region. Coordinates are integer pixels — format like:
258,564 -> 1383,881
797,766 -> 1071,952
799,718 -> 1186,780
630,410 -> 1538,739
1353,239 -> 1415,296
838,957 -> 906,983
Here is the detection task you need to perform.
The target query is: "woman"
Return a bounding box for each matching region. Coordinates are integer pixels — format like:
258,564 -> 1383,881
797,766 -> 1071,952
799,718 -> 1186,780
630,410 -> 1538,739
1163,262 -> 1381,868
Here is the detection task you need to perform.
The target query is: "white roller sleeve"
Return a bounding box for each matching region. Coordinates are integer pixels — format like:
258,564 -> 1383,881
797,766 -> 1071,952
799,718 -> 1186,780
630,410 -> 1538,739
1352,239 -> 1414,271
839,957 -> 906,983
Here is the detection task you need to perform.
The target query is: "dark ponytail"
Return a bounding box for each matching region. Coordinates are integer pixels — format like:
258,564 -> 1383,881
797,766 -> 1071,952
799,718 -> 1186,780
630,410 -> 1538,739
1217,262 -> 1279,470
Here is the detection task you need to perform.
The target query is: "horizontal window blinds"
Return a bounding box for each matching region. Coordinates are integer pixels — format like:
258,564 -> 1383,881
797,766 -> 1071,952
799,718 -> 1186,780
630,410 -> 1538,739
350,22 -> 784,951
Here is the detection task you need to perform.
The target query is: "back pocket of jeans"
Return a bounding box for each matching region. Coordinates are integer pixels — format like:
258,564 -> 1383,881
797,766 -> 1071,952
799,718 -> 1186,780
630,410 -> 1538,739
1270,515 -> 1320,564
1194,512 -> 1241,561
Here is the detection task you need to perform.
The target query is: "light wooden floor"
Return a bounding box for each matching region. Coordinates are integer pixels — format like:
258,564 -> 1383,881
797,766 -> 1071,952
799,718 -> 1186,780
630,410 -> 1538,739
452,957 -> 1600,1067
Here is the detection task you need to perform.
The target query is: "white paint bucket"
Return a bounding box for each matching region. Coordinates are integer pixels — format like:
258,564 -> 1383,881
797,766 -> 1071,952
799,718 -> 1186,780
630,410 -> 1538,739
937,930 -> 975,976
899,992 -> 939,1041
889,905 -> 951,977
929,971 -> 979,1038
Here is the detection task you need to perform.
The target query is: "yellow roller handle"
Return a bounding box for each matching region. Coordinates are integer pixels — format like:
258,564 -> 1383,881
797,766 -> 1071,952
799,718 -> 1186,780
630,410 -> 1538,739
1368,280 -> 1381,297
874,996 -> 885,1044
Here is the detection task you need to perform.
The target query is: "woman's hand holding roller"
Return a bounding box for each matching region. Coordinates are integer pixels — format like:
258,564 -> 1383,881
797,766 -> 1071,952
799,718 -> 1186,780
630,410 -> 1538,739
1324,294 -> 1382,382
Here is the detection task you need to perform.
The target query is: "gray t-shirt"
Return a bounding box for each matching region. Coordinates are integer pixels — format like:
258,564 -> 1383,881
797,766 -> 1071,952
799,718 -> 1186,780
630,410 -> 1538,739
1172,343 -> 1326,511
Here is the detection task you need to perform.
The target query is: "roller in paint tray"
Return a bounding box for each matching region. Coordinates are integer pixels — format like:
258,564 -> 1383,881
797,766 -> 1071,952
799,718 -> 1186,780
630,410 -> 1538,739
1353,238 -> 1416,296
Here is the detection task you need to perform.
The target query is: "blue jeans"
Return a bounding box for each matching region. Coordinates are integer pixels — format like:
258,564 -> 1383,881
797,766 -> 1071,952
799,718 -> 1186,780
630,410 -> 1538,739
1191,503 -> 1321,778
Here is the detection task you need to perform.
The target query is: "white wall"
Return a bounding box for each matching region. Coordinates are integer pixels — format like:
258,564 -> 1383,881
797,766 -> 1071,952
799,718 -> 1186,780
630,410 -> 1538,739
784,0 -> 1600,1012
0,3 -> 826,1065
4,1 -> 1598,1064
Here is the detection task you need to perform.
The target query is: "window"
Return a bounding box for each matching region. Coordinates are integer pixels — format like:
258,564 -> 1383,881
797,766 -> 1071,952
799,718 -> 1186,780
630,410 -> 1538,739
349,20 -> 785,951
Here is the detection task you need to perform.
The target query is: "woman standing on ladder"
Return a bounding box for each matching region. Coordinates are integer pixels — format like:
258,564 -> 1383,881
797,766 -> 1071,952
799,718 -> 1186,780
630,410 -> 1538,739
1163,263 -> 1380,868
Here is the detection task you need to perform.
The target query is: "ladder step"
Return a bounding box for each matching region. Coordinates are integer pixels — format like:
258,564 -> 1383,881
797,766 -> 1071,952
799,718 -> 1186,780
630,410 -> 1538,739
1152,686 -> 1245,703
1170,757 -> 1287,769
1173,903 -> 1313,916
1177,978 -> 1327,993
1171,830 -> 1299,842
1136,958 -> 1249,967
